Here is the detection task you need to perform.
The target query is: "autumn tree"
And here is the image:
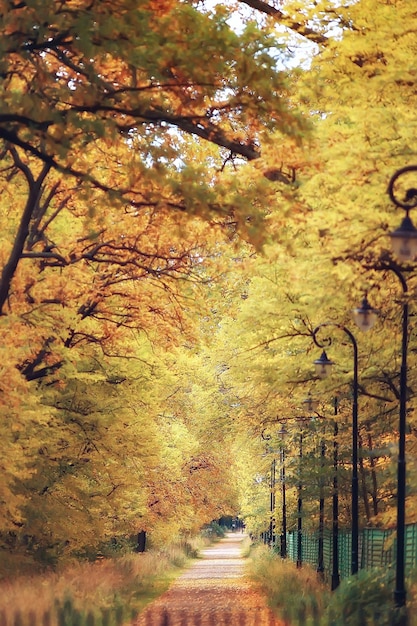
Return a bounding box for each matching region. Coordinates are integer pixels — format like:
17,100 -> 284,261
0,0 -> 307,400
206,0 -> 417,533
0,0 -> 306,308
4,0 -> 417,567
0,0 -> 313,561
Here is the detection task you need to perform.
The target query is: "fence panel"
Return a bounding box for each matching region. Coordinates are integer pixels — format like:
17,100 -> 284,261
285,522 -> 417,582
405,524 -> 417,571
361,528 -> 394,570
303,533 -> 318,565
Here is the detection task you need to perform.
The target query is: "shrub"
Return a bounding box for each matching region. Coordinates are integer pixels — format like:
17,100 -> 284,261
201,522 -> 225,538
248,547 -> 416,626
325,568 -> 406,626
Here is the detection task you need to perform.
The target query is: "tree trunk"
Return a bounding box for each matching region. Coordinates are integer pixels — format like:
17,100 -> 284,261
136,530 -> 146,553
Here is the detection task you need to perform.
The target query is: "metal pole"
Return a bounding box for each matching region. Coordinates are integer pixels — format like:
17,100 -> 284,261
385,164 -> 417,617
269,458 -> 276,547
351,338 -> 359,575
313,324 -> 360,576
297,430 -> 303,568
394,296 -> 407,610
317,436 -> 325,578
376,262 -> 408,614
281,447 -> 287,558
331,397 -> 340,590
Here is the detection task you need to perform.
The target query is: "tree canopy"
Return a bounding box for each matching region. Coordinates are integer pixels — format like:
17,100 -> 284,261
1,0 -> 417,570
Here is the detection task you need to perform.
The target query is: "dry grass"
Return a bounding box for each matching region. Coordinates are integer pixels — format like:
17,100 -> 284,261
247,545 -> 328,624
247,545 -> 417,626
0,547 -> 192,626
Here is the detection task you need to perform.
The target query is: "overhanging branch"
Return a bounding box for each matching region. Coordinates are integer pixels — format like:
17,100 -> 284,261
238,0 -> 328,45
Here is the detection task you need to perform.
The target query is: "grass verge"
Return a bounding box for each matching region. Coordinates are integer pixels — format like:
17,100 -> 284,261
0,538 -> 210,626
247,544 -> 417,626
247,544 -> 327,625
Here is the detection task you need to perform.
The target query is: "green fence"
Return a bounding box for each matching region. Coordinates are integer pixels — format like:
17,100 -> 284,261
285,522 -> 417,581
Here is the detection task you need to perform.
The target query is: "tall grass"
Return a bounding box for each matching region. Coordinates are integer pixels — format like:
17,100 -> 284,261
247,545 -> 417,626
247,545 -> 328,625
0,541 -> 202,626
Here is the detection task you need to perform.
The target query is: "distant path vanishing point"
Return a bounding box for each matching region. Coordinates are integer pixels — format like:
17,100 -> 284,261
135,532 -> 283,626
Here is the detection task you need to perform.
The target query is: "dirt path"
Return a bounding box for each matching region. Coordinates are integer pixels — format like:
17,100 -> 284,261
135,533 -> 282,625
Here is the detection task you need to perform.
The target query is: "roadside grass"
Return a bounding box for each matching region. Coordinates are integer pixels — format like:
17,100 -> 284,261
247,544 -> 417,626
0,537 -> 211,626
239,534 -> 253,558
247,544 -> 328,625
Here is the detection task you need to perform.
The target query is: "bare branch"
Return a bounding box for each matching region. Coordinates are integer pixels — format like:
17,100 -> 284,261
239,0 -> 328,45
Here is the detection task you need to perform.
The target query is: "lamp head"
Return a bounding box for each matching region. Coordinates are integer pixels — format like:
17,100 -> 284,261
389,213 -> 417,262
278,425 -> 288,440
313,350 -> 334,379
352,295 -> 378,332
302,392 -> 319,414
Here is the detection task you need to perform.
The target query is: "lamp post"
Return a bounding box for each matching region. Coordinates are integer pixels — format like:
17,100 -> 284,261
385,165 -> 417,615
331,396 -> 340,590
294,397 -> 321,569
264,416 -> 312,566
278,426 -> 288,559
261,429 -> 276,547
269,457 -> 276,547
312,309 -> 376,575
303,393 -> 340,587
317,431 -> 326,579
296,425 -> 304,568
264,413 -> 318,567
302,393 -> 324,575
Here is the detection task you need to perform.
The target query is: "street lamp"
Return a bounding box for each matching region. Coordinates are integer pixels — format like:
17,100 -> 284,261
261,429 -> 276,547
384,165 -> 417,616
303,393 -> 340,587
313,350 -> 334,379
331,396 -> 340,591
278,426 -> 288,559
296,411 -> 316,569
269,457 -> 276,547
302,391 -> 340,586
302,391 -> 320,414
296,421 -> 304,568
302,394 -> 326,576
266,417 -> 310,566
317,427 -> 326,579
312,315 -> 375,576
388,165 -> 417,263
352,295 -> 379,332
266,414 -> 318,567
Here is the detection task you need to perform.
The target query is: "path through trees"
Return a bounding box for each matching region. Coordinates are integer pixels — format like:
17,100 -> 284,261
135,533 -> 282,625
